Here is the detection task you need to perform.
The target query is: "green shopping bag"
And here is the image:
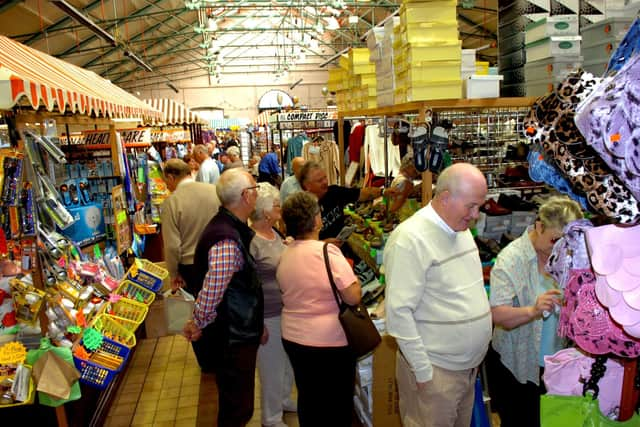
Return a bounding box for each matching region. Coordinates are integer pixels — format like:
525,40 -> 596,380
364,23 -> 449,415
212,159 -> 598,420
541,394 -> 640,427
25,338 -> 81,407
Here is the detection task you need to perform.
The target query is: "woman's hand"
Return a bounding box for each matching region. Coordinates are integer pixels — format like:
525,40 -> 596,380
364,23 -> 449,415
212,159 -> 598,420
531,289 -> 562,318
260,325 -> 269,345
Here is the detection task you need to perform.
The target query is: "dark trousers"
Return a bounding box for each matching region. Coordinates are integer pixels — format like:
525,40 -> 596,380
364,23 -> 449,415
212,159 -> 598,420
215,341 -> 260,427
283,339 -> 356,427
485,345 -> 545,427
177,263 -> 200,297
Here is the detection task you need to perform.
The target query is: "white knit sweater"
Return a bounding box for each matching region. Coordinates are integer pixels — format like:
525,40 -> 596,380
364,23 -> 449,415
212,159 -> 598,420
384,204 -> 492,383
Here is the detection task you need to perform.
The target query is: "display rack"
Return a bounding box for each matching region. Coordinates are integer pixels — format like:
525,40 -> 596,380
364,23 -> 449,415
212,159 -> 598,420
336,97 -> 537,205
268,109 -> 338,178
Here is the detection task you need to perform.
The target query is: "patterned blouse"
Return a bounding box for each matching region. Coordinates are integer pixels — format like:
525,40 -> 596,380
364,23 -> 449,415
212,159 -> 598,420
489,228 -> 562,385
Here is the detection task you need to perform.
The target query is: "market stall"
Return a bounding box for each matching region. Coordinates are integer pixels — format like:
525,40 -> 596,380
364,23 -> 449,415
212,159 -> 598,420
0,34 -> 166,426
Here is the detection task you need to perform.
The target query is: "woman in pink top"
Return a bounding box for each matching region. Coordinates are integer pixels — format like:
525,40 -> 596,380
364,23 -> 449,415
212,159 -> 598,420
277,191 -> 361,427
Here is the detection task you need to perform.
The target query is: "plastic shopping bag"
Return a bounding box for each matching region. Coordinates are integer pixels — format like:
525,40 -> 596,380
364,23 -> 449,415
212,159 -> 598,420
163,288 -> 195,335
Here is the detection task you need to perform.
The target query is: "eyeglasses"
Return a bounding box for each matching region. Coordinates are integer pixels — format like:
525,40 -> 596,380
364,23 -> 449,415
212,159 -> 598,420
242,185 -> 259,194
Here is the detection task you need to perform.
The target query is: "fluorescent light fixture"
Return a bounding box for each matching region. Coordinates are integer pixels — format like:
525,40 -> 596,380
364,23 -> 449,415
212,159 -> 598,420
167,83 -> 179,93
50,0 -> 117,46
124,50 -> 153,72
208,17 -> 218,31
348,15 -> 359,24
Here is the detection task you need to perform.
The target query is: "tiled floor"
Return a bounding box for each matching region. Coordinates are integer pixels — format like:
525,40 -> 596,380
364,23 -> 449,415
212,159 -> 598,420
104,335 -> 302,427
104,335 -> 500,427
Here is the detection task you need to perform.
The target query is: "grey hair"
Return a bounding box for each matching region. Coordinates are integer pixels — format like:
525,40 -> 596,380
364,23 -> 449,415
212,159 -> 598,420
193,144 -> 208,157
538,196 -> 583,231
299,160 -> 323,190
250,182 -> 280,221
216,168 -> 253,206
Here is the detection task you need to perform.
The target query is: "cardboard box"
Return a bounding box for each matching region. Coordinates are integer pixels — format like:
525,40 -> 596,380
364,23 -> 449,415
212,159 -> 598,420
60,203 -> 106,246
372,334 -> 401,426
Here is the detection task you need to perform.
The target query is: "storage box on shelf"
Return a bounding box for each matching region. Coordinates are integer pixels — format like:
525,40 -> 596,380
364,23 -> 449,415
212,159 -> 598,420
524,56 -> 584,83
581,17 -> 633,49
525,36 -> 582,62
582,37 -> 623,65
465,75 -> 504,99
525,15 -> 580,44
399,0 -> 457,25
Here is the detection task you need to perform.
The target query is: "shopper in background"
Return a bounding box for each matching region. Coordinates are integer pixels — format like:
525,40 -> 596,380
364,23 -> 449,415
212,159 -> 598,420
299,161 -> 382,243
258,150 -> 283,187
193,144 -> 220,184
225,146 -> 245,170
384,163 -> 492,427
183,168 -> 263,427
161,159 -> 220,296
182,153 -> 199,179
248,154 -> 261,180
249,183 -> 296,427
279,156 -> 305,204
384,153 -> 420,217
277,191 -> 361,427
487,196 -> 583,427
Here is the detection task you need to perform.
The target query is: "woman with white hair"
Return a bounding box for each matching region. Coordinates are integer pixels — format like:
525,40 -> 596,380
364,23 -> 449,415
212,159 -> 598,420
249,182 -> 296,427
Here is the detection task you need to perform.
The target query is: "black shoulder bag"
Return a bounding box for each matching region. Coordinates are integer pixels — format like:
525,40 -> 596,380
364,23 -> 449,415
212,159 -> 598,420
323,243 -> 381,358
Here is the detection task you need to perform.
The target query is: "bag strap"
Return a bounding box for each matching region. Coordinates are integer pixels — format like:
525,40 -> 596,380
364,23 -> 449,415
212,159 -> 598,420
323,242 -> 342,308
583,355 -> 608,399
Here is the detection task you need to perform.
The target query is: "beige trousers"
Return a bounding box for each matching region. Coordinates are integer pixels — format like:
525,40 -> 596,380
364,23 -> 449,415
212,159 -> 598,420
396,351 -> 477,427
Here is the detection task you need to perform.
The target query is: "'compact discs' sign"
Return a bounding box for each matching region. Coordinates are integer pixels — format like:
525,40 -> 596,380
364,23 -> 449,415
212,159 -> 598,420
271,111 -> 337,123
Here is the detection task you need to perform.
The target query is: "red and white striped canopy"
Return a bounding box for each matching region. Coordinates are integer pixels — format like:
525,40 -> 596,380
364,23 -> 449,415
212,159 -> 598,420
143,98 -> 205,125
0,35 -> 160,120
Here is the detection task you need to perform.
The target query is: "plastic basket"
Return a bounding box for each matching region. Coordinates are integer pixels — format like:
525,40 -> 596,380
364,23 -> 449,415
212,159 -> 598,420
73,337 -> 130,390
92,314 -> 137,347
125,259 -> 168,292
105,297 -> 148,325
0,364 -> 35,407
116,280 -> 156,305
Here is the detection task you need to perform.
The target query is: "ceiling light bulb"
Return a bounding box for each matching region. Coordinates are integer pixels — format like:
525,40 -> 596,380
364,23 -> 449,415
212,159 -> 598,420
348,15 -> 359,24
208,18 -> 218,31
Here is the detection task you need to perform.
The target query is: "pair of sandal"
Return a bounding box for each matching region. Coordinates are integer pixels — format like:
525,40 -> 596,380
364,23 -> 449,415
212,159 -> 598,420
411,125 -> 449,173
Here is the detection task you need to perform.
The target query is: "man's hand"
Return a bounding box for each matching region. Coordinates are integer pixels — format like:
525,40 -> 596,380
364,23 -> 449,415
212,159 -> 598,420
416,380 -> 429,391
171,275 -> 186,292
183,320 -> 202,342
260,325 -> 269,345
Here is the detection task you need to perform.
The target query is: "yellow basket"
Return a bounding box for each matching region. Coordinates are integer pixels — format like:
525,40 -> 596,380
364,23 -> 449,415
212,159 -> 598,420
92,314 -> 137,348
116,280 -> 156,305
105,297 -> 148,325
126,259 -> 168,292
0,365 -> 35,408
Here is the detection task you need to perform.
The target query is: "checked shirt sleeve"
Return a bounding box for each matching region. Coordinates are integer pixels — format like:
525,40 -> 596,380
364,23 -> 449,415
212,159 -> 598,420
193,239 -> 244,329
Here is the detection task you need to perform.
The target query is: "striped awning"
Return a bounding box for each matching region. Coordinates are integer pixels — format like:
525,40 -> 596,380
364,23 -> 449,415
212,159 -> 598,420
255,111 -> 270,126
0,36 -> 160,120
210,118 -> 250,130
143,98 -> 205,125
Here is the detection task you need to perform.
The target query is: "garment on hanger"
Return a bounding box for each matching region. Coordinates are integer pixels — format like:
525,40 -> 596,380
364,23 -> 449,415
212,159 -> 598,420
348,121 -> 365,163
333,120 -> 352,151
302,136 -> 340,185
286,132 -> 308,175
364,124 -> 401,178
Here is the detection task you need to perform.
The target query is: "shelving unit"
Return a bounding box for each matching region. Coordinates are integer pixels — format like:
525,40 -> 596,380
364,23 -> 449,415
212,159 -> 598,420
336,97 -> 537,204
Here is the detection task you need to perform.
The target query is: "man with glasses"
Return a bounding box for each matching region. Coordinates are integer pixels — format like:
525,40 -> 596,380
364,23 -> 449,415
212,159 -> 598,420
299,160 -> 382,244
183,168 -> 263,427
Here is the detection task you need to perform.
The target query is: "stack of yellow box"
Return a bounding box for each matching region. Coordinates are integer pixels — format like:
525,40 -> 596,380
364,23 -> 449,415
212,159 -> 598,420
394,0 -> 462,103
330,48 -> 376,111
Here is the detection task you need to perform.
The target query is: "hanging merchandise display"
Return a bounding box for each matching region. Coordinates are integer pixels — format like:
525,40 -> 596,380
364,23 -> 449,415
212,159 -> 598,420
523,69 -> 640,223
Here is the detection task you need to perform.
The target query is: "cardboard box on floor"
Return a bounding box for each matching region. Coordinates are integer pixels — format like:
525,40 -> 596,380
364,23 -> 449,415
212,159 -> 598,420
372,335 -> 401,426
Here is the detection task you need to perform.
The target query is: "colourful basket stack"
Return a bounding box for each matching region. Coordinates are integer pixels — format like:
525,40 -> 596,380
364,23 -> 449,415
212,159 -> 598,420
393,0 -> 462,102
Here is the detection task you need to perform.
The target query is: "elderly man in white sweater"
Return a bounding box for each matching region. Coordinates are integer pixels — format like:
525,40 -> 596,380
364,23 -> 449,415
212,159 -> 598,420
384,163 -> 492,427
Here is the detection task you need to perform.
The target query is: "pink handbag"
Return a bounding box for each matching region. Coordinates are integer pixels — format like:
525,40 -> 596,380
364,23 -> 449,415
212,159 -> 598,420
585,224 -> 640,339
543,348 -> 624,418
559,268 -> 640,357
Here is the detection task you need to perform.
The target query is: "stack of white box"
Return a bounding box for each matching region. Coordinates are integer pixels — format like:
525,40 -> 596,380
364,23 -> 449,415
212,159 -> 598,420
353,317 -> 387,427
375,17 -> 399,107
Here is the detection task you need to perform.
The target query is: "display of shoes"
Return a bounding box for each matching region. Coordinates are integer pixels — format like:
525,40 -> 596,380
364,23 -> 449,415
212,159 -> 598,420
497,193 -> 537,212
480,198 -> 511,216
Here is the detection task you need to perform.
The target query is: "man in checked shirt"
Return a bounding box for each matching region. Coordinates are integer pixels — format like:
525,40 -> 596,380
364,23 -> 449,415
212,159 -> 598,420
183,168 -> 264,427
